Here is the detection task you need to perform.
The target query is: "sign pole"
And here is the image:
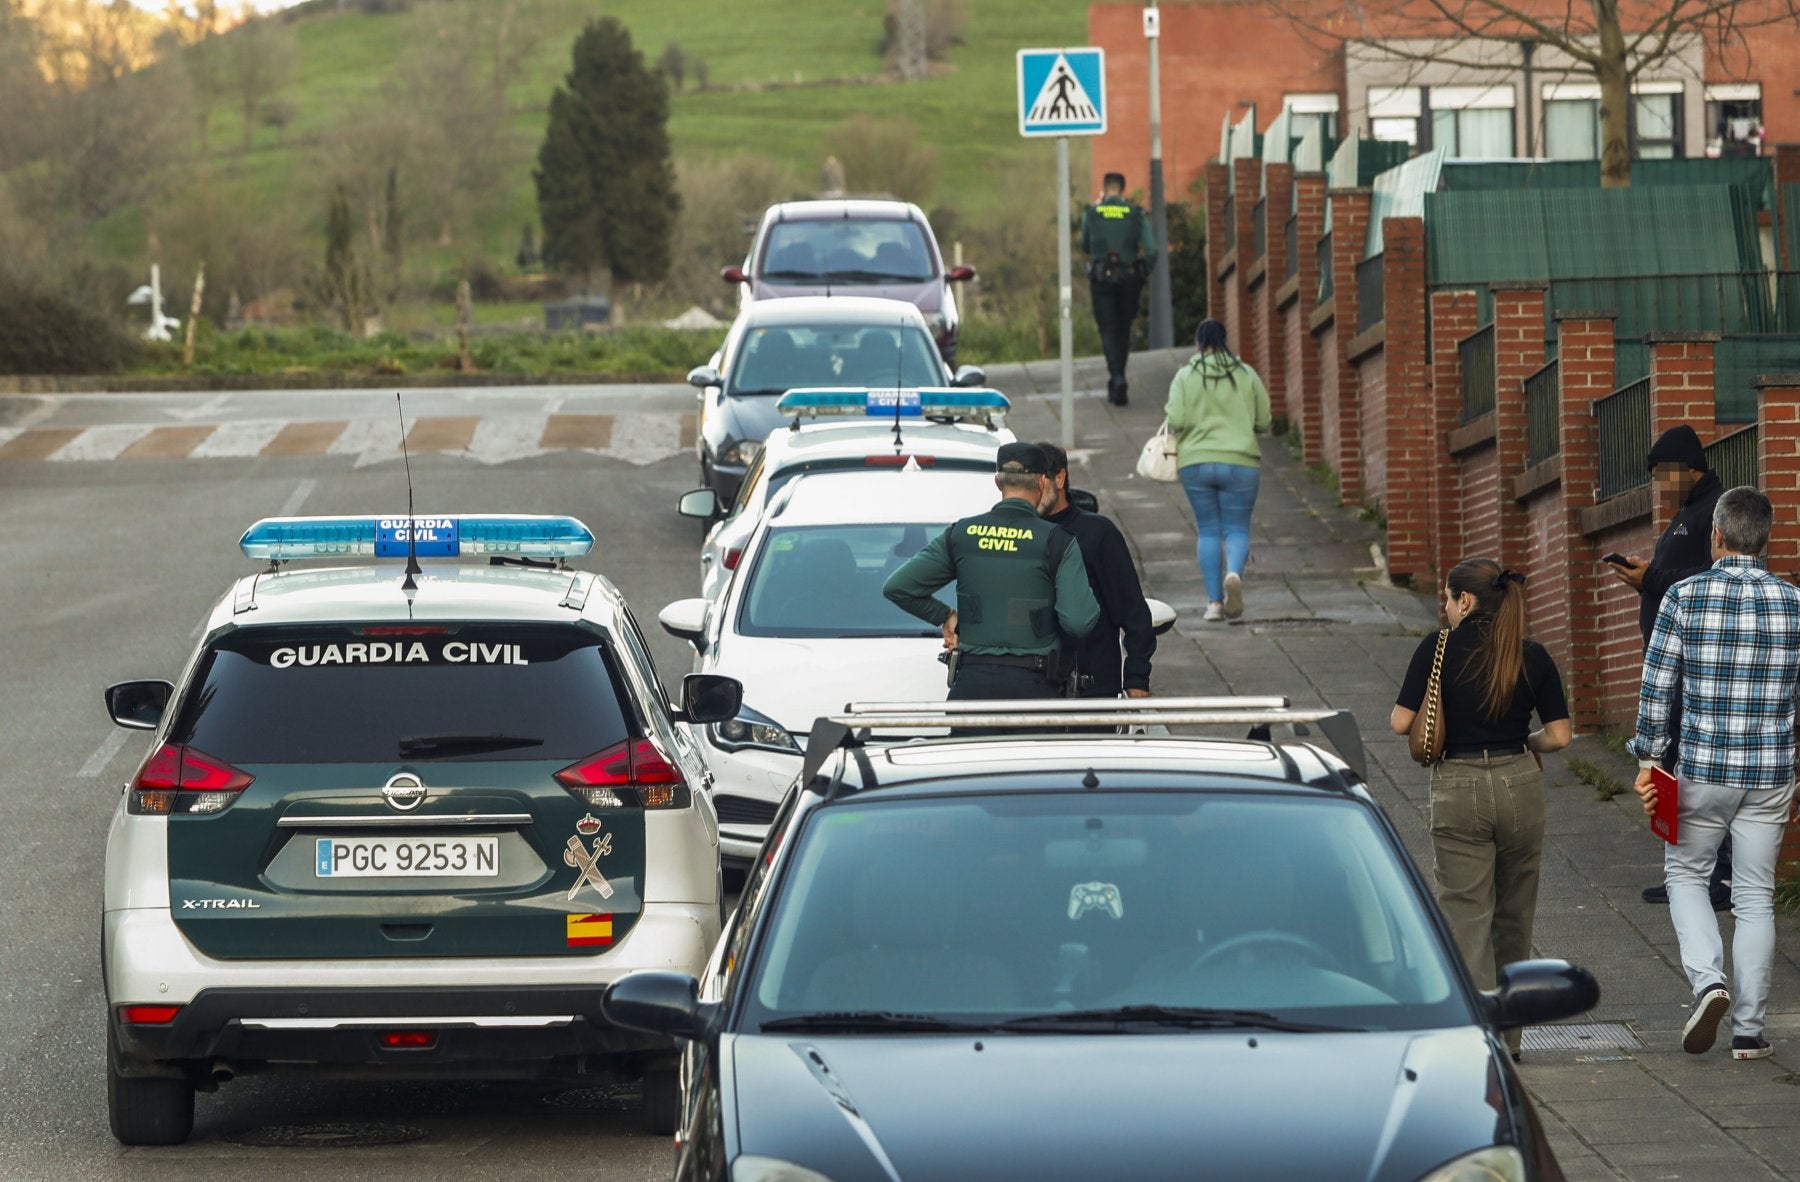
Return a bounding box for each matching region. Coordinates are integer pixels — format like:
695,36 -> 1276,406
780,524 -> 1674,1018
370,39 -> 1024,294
1145,4 -> 1173,350
1056,134 -> 1074,452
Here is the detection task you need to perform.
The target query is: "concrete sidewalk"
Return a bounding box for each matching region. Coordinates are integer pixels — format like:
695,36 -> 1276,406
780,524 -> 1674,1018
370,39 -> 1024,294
984,347 -> 1800,1182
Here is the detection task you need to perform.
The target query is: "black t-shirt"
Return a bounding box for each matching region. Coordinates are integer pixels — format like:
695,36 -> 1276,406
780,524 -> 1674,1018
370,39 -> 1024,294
1396,616 -> 1570,747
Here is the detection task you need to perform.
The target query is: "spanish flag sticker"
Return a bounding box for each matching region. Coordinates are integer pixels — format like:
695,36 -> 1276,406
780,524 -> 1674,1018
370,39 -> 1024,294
566,913 -> 614,947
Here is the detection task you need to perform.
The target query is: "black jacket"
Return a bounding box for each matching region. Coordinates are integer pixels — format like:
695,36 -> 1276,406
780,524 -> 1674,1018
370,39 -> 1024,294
1639,470 -> 1725,642
1044,503 -> 1155,694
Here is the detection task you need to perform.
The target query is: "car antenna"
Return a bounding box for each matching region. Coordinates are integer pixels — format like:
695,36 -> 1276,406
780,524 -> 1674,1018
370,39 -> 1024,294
395,392 -> 422,593
891,316 -> 905,448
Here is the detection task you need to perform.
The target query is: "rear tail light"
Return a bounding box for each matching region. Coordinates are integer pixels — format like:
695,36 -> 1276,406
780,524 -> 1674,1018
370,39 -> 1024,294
555,738 -> 690,809
863,454 -> 936,466
380,1030 -> 437,1049
119,1005 -> 181,1024
722,547 -> 743,571
128,743 -> 254,815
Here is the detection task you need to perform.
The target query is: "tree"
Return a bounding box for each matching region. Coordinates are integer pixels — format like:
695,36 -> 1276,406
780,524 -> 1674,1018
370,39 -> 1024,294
1271,0 -> 1800,186
658,40 -> 687,91
534,17 -> 680,289
318,184 -> 369,333
164,0 -> 225,152
224,13 -> 297,151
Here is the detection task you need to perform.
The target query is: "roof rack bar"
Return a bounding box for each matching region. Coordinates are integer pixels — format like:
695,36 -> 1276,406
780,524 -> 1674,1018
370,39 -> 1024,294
827,710 -> 1343,730
844,696 -> 1291,716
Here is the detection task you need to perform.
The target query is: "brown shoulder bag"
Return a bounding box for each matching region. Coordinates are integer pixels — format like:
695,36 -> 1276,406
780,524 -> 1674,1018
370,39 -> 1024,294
1408,628 -> 1450,767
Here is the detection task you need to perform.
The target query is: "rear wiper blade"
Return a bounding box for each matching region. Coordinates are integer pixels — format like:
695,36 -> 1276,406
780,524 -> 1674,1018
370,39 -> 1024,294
397,733 -> 544,757
760,1010 -> 995,1033
996,1005 -> 1358,1033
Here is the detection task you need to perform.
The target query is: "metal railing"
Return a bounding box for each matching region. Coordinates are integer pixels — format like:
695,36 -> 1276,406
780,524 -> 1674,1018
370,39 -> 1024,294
1595,377 -> 1652,500
1705,425 -> 1760,491
1222,194 -> 1236,250
1459,324 -> 1496,423
1317,232 -> 1333,303
1524,358 -> 1560,467
1356,254 -> 1385,334
1284,216 -> 1298,282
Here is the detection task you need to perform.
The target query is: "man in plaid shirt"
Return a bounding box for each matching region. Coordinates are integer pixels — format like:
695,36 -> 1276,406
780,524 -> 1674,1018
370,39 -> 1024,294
1631,487 -> 1800,1061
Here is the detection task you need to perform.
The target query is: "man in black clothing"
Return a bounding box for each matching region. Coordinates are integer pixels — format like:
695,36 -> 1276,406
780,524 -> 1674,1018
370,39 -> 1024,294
1037,442 -> 1155,698
1610,424 -> 1730,909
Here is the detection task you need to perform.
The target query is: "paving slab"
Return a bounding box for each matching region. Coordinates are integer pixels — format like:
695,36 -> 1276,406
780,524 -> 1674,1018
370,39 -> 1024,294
979,348 -> 1800,1181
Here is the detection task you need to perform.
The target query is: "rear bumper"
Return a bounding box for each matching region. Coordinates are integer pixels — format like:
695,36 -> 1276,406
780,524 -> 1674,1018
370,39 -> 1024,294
111,984 -> 666,1072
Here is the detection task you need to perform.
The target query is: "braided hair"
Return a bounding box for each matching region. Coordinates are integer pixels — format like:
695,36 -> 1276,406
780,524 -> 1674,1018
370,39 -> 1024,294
1194,319 -> 1242,386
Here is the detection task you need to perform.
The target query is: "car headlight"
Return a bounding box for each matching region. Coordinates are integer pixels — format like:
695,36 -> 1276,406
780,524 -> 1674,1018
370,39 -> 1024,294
732,1157 -> 836,1182
721,439 -> 762,468
1417,1146 -> 1526,1182
710,704 -> 800,754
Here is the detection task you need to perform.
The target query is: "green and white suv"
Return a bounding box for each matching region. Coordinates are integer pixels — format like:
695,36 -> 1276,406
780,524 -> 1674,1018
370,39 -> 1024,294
100,514 -> 741,1145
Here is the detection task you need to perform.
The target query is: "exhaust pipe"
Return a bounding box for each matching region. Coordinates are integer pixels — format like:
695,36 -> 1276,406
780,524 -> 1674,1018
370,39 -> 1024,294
209,1060 -> 236,1085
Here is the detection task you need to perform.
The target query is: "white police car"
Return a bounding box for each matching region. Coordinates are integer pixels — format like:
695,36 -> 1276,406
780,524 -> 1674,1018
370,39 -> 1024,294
100,514 -> 742,1145
677,387 -> 1015,602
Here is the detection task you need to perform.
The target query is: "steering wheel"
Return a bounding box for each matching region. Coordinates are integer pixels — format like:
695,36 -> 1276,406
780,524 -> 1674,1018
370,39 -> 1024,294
1190,929 -> 1344,975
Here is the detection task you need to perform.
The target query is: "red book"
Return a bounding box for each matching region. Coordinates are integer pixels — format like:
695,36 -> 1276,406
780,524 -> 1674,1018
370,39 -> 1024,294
1650,766 -> 1679,844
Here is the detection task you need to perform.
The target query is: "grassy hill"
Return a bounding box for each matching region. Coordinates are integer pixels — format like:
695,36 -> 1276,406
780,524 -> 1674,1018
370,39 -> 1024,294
88,0 -> 1094,308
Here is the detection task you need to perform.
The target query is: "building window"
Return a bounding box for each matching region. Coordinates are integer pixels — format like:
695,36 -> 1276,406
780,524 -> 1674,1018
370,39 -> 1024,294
1368,86 -> 1421,145
1426,85 -> 1515,158
1632,84 -> 1682,158
1542,81 -> 1687,160
1705,83 -> 1762,157
1284,92 -> 1340,144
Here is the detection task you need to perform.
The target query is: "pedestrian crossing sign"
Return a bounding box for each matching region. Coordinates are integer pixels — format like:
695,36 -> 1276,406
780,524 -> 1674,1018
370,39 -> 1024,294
1017,47 -> 1106,137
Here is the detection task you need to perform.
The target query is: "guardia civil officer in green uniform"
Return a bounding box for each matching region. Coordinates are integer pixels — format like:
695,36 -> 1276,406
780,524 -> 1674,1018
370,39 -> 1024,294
883,443 -> 1101,712
1080,171 -> 1159,406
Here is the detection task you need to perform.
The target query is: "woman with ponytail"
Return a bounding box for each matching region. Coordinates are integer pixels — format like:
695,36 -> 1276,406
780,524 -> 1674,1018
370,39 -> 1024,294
1165,319 -> 1270,621
1389,558 -> 1572,1058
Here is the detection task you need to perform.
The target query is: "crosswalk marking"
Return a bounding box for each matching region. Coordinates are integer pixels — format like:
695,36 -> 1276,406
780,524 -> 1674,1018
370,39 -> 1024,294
0,413 -> 699,466
191,420 -> 285,458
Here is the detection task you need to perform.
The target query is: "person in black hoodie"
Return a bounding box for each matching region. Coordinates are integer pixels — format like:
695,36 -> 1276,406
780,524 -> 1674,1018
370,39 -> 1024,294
1038,442 -> 1155,698
1610,424 -> 1730,908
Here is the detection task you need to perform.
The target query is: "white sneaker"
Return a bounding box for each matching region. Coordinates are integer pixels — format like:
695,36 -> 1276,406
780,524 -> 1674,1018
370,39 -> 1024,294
1203,602 -> 1224,621
1223,572 -> 1244,619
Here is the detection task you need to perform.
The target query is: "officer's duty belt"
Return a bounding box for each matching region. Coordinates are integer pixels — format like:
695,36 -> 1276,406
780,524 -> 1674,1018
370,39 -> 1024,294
958,652 -> 1050,671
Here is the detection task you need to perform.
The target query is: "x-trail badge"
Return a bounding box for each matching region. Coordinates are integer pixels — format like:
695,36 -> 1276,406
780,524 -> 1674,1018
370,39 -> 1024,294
383,773 -> 427,812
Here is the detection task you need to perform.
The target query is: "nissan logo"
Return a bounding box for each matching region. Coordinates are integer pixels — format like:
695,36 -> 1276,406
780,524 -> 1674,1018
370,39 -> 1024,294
383,773 -> 427,812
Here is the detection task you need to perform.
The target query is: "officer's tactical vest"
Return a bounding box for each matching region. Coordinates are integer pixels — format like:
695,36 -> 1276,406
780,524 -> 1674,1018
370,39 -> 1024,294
1086,198 -> 1145,260
946,508 -> 1074,650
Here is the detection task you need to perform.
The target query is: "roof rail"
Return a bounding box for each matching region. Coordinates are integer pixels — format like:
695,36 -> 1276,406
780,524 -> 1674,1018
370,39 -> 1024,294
801,699 -> 1365,785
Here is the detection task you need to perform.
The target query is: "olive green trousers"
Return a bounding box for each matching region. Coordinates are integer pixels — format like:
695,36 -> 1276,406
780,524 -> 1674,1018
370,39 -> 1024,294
1428,751 -> 1546,1002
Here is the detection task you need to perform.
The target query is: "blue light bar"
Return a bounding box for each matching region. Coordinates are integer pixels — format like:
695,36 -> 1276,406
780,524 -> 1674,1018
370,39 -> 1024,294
776,387 -> 1011,420
239,515 -> 595,561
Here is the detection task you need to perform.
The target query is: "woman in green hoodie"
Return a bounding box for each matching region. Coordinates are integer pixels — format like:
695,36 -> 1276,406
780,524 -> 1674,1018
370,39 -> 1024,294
1165,320 -> 1271,620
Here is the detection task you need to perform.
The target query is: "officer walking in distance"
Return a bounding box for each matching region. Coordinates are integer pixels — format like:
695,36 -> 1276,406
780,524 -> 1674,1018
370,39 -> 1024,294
1080,171 -> 1158,406
883,443 -> 1100,713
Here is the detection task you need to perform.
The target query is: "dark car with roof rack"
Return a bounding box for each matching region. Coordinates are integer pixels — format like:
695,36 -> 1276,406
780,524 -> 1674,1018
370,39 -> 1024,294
602,698 -> 1598,1182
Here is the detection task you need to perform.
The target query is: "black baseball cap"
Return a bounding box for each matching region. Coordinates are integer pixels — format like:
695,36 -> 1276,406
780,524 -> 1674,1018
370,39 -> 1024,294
996,442 -> 1050,475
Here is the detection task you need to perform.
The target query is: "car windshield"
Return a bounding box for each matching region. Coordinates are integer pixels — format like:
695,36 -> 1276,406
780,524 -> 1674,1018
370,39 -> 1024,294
761,219 -> 934,282
729,324 -> 943,395
743,793 -> 1467,1031
172,625 -> 632,763
737,523 -> 953,638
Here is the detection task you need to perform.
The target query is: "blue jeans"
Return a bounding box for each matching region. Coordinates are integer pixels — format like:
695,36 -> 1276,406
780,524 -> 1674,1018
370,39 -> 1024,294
1178,462 -> 1260,603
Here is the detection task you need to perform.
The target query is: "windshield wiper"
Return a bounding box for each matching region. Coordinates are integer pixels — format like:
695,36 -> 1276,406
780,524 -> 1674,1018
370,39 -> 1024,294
995,1005 -> 1358,1033
759,1010 -> 995,1034
764,269 -> 825,280
730,387 -> 791,398
397,733 -> 544,757
824,269 -> 926,283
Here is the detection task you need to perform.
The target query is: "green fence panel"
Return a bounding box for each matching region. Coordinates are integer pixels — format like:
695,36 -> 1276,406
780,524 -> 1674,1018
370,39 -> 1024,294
1714,334 -> 1800,424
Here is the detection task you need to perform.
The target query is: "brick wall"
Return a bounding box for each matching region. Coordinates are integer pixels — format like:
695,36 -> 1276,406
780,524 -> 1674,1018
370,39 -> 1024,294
1231,158 -> 1260,361
1586,517 -> 1660,728
1250,278 -> 1271,407
1204,161 -> 1231,328
1357,347 -> 1389,511
1327,188 -> 1372,506
1649,335 -> 1720,447
1317,320 -> 1340,468
1555,313 -> 1620,732
1492,285 -> 1548,572
1523,493 -> 1570,673
1292,173 -> 1328,466
1382,217 -> 1431,583
1759,376 -> 1800,577
1430,291 -> 1481,579
1460,443 -> 1503,560
1261,163 -> 1294,421
1283,299 -> 1309,454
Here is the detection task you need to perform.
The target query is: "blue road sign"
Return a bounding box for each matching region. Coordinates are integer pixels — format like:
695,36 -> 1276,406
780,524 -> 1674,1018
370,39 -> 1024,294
1017,47 -> 1106,138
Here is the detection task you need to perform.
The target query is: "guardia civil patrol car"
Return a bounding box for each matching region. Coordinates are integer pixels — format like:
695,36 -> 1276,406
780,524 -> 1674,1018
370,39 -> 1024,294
100,514 -> 742,1146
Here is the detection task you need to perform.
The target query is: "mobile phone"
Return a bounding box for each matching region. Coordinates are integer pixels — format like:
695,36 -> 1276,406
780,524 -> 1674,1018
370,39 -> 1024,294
1602,552 -> 1630,566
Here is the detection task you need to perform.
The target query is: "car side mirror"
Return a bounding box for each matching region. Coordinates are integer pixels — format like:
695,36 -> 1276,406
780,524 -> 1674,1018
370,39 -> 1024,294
687,365 -> 722,389
659,598 -> 709,649
1145,598 -> 1176,636
947,264 -> 976,282
952,364 -> 986,388
602,971 -> 719,1040
681,673 -> 743,724
1069,488 -> 1099,513
106,680 -> 174,730
677,488 -> 720,520
721,265 -> 747,284
1482,959 -> 1599,1031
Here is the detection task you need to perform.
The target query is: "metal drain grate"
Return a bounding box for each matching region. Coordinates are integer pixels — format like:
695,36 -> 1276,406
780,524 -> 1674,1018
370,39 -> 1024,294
539,1082 -> 641,1111
226,1122 -> 427,1148
1520,1022 -> 1642,1052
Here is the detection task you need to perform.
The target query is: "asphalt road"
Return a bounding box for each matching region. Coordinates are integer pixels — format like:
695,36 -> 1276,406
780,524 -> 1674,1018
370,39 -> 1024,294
0,383 -> 715,1180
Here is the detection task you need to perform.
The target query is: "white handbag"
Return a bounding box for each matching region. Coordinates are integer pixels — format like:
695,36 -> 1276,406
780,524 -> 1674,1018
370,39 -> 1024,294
1135,419 -> 1180,482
